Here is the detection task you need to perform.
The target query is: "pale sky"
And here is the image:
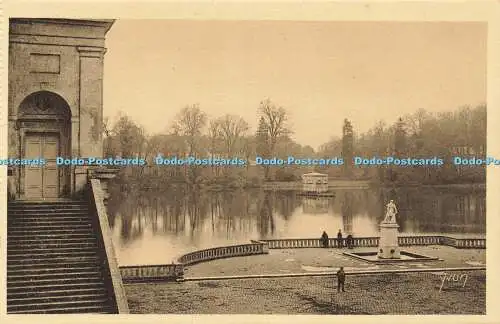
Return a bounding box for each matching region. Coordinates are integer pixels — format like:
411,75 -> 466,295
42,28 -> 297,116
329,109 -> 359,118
103,20 -> 486,150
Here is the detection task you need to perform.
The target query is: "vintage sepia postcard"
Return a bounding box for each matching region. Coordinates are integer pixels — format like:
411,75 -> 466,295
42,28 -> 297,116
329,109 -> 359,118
1,1 -> 500,324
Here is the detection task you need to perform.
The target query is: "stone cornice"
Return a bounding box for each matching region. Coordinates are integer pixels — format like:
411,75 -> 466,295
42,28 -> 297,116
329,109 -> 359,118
10,18 -> 115,34
77,46 -> 107,58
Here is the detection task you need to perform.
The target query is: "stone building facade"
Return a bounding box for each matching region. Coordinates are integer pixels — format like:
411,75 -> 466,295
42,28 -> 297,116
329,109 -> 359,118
8,19 -> 114,200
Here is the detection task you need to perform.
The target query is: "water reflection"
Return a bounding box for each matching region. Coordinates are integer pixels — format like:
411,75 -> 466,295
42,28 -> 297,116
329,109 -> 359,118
303,197 -> 329,214
107,186 -> 486,265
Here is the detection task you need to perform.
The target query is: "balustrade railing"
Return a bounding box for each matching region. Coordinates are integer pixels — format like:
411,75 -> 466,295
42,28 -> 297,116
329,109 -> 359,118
257,235 -> 484,249
119,235 -> 484,283
454,238 -> 486,248
120,264 -> 184,283
398,235 -> 441,246
178,242 -> 268,265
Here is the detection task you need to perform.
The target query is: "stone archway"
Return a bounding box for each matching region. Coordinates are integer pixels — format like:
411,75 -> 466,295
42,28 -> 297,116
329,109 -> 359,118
17,91 -> 72,199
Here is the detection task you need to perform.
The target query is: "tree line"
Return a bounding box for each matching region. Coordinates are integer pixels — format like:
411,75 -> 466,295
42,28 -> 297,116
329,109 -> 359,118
103,100 -> 486,188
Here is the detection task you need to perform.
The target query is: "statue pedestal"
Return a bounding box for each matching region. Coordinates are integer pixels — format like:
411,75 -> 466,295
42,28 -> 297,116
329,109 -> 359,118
377,222 -> 401,259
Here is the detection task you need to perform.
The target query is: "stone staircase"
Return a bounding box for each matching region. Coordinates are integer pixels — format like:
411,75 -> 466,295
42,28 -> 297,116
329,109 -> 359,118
7,200 -> 117,314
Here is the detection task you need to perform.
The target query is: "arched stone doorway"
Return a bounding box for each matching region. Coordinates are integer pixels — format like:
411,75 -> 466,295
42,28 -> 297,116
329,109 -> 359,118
16,91 -> 72,199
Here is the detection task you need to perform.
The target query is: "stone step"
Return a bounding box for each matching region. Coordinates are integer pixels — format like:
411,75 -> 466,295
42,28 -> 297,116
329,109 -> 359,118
7,265 -> 100,275
7,255 -> 101,266
8,250 -> 98,260
7,237 -> 98,244
7,258 -> 101,269
8,211 -> 90,216
8,218 -> 91,225
7,200 -> 115,314
8,223 -> 93,231
8,231 -> 94,238
9,287 -> 107,298
8,292 -> 109,306
7,277 -> 104,289
8,232 -> 96,239
8,210 -> 90,214
7,299 -> 110,313
7,207 -> 89,212
8,241 -> 99,250
8,205 -> 88,210
8,305 -> 114,314
8,201 -> 86,207
8,271 -> 102,282
7,282 -> 105,294
7,286 -> 108,299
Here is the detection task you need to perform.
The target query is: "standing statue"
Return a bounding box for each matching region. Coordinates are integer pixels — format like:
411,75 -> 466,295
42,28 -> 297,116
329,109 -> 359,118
383,200 -> 398,223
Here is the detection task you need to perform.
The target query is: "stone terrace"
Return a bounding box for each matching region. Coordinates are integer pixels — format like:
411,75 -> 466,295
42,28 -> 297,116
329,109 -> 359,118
182,246 -> 485,278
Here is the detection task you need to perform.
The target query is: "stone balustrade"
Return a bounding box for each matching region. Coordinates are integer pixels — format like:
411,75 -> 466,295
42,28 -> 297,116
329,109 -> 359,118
178,242 -> 269,266
120,264 -> 184,283
398,235 -> 442,246
118,235 -> 484,283
453,238 -> 486,248
261,237 -> 380,249
119,242 -> 269,283
257,235 -> 485,249
351,237 -> 379,247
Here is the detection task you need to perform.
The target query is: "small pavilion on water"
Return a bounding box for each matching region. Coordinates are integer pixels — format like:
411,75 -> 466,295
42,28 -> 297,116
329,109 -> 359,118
301,172 -> 329,194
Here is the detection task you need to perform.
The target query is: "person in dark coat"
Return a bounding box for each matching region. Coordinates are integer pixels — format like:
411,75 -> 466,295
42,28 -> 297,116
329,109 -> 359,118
337,266 -> 346,292
321,231 -> 329,248
346,234 -> 353,249
337,229 -> 343,248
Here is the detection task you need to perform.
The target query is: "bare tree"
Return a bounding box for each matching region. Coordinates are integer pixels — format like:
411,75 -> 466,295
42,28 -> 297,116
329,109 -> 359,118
242,135 -> 255,176
208,119 -> 222,176
216,114 -> 250,158
103,117 -> 113,137
172,104 -> 208,156
111,114 -> 147,158
258,99 -> 291,156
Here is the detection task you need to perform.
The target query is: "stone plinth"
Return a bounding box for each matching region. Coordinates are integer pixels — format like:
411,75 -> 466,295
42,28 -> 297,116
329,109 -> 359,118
88,167 -> 119,205
377,222 -> 401,259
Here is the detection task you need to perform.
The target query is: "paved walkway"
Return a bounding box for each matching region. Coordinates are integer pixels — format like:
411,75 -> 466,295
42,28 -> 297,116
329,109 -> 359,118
125,246 -> 485,314
126,270 -> 485,314
183,246 -> 485,278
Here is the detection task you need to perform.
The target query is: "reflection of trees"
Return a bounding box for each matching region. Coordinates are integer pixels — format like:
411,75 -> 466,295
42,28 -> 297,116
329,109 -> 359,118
302,197 -> 329,214
117,196 -> 144,242
186,190 -> 200,239
341,192 -> 353,234
257,191 -> 275,238
274,191 -> 297,219
107,181 -> 486,246
221,191 -> 235,239
382,187 -> 486,234
332,190 -> 369,219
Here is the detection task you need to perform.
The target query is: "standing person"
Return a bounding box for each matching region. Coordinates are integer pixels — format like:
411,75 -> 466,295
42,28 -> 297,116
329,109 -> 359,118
346,234 -> 353,249
337,266 -> 346,292
337,229 -> 343,247
321,231 -> 329,248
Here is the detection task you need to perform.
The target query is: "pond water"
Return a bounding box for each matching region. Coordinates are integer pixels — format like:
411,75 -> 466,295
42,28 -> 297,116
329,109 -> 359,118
106,186 -> 486,266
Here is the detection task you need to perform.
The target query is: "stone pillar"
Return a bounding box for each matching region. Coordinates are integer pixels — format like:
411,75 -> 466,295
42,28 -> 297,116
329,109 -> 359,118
77,46 -> 105,158
377,222 -> 401,259
74,46 -> 106,194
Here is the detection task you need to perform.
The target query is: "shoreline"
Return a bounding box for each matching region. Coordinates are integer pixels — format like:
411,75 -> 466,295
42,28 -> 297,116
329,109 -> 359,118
134,181 -> 486,191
